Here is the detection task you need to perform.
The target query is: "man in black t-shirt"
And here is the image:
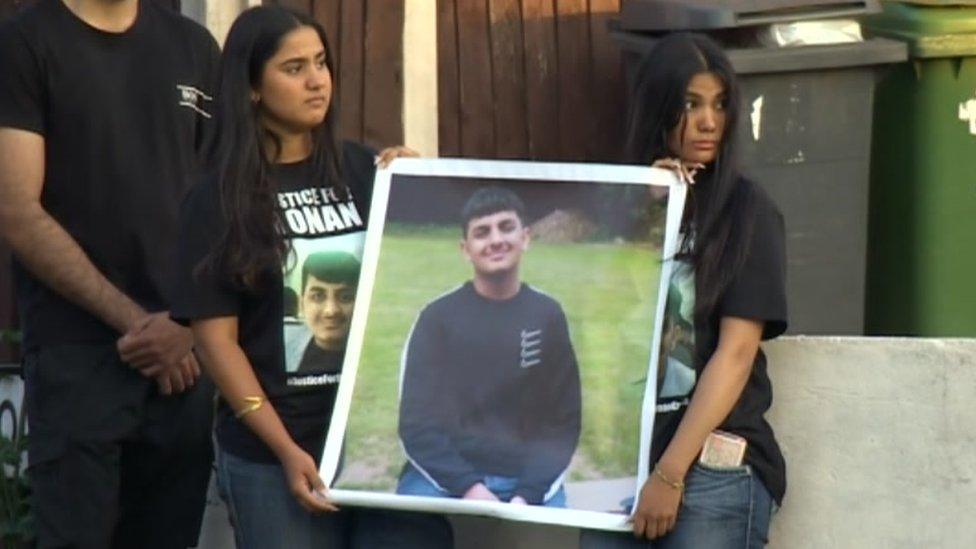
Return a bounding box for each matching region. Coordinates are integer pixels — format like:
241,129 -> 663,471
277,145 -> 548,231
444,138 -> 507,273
0,1 -> 219,547
396,187 -> 582,507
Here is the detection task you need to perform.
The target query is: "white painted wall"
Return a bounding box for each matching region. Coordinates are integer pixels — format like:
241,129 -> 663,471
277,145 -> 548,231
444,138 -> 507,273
402,0 -> 439,157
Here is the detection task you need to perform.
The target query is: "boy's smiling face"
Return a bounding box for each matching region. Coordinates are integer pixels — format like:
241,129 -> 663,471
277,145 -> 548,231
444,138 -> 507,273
461,210 -> 530,278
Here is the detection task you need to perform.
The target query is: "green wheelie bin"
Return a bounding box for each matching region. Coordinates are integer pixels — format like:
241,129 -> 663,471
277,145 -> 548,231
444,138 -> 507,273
863,1 -> 976,336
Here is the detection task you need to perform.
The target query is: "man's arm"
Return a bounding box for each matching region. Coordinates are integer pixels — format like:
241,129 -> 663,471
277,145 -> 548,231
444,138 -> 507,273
0,128 -> 193,386
0,128 -> 144,332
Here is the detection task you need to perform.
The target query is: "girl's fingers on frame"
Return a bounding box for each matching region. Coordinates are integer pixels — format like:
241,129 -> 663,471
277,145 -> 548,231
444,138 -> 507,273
631,516 -> 645,537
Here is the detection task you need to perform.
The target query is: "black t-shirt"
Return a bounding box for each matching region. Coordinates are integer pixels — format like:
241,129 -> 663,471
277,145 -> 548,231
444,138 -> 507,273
0,0 -> 220,350
173,142 -> 376,463
651,179 -> 789,504
399,282 -> 582,504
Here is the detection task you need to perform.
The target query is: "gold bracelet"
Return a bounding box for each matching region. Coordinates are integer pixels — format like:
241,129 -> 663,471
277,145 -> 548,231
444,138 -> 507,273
653,464 -> 685,491
235,396 -> 265,419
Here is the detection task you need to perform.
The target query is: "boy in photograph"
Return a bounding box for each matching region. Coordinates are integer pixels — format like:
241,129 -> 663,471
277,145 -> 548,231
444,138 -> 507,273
284,251 -> 360,374
396,186 -> 582,507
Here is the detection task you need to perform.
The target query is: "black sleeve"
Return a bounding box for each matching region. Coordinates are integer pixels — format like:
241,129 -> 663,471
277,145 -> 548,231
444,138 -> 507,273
342,140 -> 378,211
515,304 -> 582,504
0,23 -> 45,134
171,179 -> 241,324
194,32 -> 221,161
719,188 -> 788,340
397,307 -> 482,496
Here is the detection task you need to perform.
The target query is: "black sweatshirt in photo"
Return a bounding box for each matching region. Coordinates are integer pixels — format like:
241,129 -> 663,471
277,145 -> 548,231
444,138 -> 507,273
398,282 -> 582,504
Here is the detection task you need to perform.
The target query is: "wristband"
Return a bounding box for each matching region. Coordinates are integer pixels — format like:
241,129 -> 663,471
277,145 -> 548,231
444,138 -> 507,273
235,396 -> 265,419
653,464 -> 685,491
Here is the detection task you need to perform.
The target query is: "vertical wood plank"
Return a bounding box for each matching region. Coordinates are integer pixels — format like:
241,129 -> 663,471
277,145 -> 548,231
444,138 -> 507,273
436,0 -> 461,157
521,0 -> 559,160
338,0 -> 364,143
362,0 -> 404,148
488,0 -> 528,159
312,0 -> 341,60
554,0 -> 590,161
589,0 -> 623,162
274,0 -> 312,14
455,0 -> 494,157
311,0 -> 344,135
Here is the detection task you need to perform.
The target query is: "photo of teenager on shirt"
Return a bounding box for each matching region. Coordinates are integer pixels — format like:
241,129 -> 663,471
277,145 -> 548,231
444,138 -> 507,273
284,249 -> 360,374
396,186 -> 583,507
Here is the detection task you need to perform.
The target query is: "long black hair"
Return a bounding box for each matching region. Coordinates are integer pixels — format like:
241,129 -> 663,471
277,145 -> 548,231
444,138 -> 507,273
207,6 -> 343,290
626,33 -> 756,322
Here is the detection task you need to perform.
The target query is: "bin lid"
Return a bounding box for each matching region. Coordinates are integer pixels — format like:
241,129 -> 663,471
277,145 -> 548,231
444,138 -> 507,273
863,2 -> 976,57
611,30 -> 908,74
619,0 -> 882,31
888,1 -> 976,6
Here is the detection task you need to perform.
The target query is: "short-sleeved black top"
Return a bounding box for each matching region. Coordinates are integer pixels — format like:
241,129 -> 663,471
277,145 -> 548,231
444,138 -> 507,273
0,0 -> 219,349
651,178 -> 789,504
173,142 -> 376,463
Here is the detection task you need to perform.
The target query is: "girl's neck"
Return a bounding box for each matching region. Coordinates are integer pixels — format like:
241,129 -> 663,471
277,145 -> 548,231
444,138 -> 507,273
264,131 -> 312,164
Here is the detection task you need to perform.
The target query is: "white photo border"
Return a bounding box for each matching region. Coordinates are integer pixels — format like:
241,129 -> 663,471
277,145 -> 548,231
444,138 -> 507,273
319,158 -> 686,531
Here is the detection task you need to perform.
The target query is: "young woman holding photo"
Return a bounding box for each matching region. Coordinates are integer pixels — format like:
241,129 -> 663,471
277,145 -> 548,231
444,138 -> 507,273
173,7 -> 451,548
582,33 -> 788,548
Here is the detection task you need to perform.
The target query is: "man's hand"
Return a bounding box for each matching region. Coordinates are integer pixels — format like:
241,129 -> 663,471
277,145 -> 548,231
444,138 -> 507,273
510,495 -> 528,505
462,483 -> 499,502
152,353 -> 201,395
631,473 -> 683,540
117,312 -> 193,374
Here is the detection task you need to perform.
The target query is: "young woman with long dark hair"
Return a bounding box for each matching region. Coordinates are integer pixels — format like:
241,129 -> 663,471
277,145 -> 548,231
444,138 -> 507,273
582,33 -> 788,548
172,6 -> 451,548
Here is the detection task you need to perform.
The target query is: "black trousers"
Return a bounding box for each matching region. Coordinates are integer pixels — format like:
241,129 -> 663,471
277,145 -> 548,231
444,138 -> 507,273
23,343 -> 214,549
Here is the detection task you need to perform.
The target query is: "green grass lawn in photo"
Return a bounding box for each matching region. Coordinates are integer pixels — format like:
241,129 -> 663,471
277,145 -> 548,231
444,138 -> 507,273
335,224 -> 661,491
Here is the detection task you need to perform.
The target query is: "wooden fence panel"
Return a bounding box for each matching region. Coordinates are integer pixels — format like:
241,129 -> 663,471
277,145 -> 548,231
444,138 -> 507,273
455,0 -> 495,158
362,0 -> 404,148
589,0 -> 624,161
438,0 -> 624,162
436,0 -> 461,157
521,0 -> 560,160
488,0 -> 528,159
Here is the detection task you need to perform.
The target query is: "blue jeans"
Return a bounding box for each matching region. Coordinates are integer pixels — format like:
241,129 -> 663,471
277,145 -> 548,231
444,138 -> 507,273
396,462 -> 568,507
216,447 -> 453,549
579,464 -> 775,549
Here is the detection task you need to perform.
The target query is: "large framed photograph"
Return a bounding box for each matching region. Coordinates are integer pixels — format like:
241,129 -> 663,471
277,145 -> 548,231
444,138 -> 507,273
319,159 -> 685,530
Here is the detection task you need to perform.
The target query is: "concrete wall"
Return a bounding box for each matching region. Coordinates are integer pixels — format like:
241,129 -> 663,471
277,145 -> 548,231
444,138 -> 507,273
187,337 -> 976,548
765,337 -> 976,548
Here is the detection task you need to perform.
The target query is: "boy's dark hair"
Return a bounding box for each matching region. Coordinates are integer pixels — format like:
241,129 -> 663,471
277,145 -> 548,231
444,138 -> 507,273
460,187 -> 526,236
301,251 -> 361,293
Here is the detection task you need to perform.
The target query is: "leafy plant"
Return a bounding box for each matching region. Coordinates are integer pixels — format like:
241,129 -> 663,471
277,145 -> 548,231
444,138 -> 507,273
0,370 -> 32,548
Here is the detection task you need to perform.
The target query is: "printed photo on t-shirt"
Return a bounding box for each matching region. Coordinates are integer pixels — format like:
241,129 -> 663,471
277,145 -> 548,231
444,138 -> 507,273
282,233 -> 364,383
657,261 -> 696,402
